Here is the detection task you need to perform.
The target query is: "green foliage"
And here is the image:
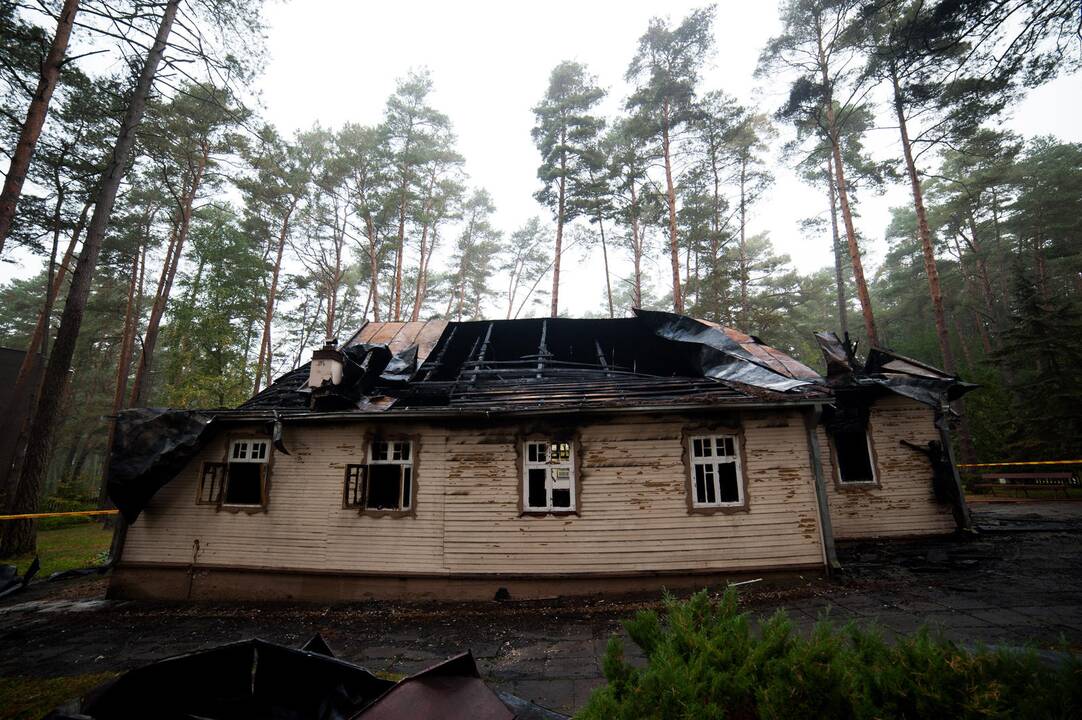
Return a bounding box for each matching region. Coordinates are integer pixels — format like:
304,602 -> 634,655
578,589 -> 1081,720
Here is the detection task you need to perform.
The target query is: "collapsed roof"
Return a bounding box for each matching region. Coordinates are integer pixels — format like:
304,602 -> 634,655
240,310 -> 826,416
814,331 -> 977,408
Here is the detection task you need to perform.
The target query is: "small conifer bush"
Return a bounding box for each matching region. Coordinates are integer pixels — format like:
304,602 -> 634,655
576,589 -> 1080,719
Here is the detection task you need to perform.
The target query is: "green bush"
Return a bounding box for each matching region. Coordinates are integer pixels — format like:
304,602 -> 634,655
577,589 -> 1080,720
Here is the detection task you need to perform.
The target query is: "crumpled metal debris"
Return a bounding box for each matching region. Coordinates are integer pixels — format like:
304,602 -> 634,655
814,331 -> 977,408
0,556 -> 38,599
43,636 -> 569,720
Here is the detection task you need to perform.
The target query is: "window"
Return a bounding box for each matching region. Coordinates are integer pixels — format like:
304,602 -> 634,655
523,440 -> 575,512
345,440 -> 413,512
689,435 -> 743,507
223,439 -> 270,506
833,429 -> 877,484
198,462 -> 226,504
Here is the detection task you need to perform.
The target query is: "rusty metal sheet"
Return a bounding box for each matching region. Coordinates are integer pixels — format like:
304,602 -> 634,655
413,320 -> 449,363
353,322 -> 385,345
368,322 -> 406,346
387,321 -> 428,356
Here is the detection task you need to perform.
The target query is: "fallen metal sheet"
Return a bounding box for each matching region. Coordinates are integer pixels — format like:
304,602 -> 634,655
107,408 -> 216,524
357,652 -> 514,720
635,309 -> 815,392
44,637 -> 569,720
45,637 -> 393,720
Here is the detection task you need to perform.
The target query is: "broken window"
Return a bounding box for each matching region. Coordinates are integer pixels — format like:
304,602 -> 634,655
833,429 -> 877,484
689,434 -> 743,507
345,440 -> 413,512
523,440 -> 575,512
223,439 -> 269,506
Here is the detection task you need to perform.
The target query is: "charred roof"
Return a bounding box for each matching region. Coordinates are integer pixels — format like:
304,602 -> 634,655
239,311 -> 828,416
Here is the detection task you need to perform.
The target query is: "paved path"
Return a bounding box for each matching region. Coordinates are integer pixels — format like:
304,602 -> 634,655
2,501 -> 1081,716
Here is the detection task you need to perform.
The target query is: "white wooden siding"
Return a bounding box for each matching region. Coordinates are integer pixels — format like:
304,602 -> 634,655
820,395 -> 955,538
123,410 -> 826,576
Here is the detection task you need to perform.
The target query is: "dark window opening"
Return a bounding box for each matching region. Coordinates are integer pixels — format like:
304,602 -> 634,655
224,463 -> 263,505
366,464 -> 402,510
835,430 -> 876,484
527,468 -> 547,508
717,463 -> 739,502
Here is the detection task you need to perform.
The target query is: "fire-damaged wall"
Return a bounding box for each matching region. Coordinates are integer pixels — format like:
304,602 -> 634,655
114,409 -> 827,600
818,394 -> 955,539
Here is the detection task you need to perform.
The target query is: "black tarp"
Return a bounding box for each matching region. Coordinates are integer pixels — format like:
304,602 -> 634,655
108,408 -> 216,524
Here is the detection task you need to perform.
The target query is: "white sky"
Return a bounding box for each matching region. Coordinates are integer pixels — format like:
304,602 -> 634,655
2,0 -> 1079,325
254,0 -> 1081,318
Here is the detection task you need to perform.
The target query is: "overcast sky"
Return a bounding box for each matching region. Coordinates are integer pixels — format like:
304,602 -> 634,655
253,0 -> 1080,318
3,0 -> 1079,323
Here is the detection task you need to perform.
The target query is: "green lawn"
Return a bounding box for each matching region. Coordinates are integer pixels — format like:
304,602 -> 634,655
0,673 -> 118,720
0,523 -> 113,578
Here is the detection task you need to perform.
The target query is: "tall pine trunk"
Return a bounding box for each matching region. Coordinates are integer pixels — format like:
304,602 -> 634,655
818,30 -> 878,347
737,156 -> 749,329
365,215 -> 381,322
393,195 -> 406,321
253,203 -> 294,396
661,100 -> 682,314
129,149 -> 206,407
892,68 -> 953,372
826,158 -> 849,335
0,0 -> 180,556
98,246 -> 142,508
550,130 -> 567,317
0,0 -> 79,253
630,183 -> 643,308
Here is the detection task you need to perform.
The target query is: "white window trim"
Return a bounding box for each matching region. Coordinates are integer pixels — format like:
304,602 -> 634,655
688,434 -> 744,508
222,439 -> 270,507
833,429 -> 878,486
365,440 -> 413,511
522,440 -> 576,512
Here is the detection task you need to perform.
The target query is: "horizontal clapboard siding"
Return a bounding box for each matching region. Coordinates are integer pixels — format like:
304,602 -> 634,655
821,395 -> 955,539
123,410 -> 827,578
443,412 -> 824,573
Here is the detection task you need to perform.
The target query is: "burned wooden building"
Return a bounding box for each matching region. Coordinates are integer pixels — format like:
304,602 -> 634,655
106,311 -> 972,601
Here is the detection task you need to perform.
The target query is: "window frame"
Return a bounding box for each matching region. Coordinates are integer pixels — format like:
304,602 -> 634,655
219,437 -> 272,510
197,462 -> 226,505
345,436 -> 418,517
520,437 -> 578,515
830,426 -> 880,488
681,424 -> 749,515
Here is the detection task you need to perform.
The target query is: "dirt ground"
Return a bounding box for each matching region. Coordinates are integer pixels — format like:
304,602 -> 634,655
3,500 -> 1081,716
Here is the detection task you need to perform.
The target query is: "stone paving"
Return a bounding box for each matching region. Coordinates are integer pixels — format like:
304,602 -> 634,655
2,501 -> 1081,716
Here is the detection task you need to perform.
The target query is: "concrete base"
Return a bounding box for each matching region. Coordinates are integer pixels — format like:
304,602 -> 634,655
108,562 -> 825,602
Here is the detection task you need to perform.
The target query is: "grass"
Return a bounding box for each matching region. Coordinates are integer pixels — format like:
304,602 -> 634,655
0,523 -> 113,578
0,672 -> 118,720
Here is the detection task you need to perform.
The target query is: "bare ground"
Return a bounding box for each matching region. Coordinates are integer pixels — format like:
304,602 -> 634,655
2,500 -> 1081,716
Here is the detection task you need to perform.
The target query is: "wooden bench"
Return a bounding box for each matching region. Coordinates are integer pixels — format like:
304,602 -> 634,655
972,472 -> 1077,498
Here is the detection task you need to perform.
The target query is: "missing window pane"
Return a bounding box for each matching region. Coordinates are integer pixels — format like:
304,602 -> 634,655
527,468 -> 547,508
835,430 -> 875,484
401,467 -> 412,509
718,462 -> 740,503
224,463 -> 262,505
694,464 -> 708,504
551,488 -> 571,508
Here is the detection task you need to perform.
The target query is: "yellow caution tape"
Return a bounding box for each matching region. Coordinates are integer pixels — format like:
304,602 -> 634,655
958,460 -> 1082,468
0,509 -> 119,521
